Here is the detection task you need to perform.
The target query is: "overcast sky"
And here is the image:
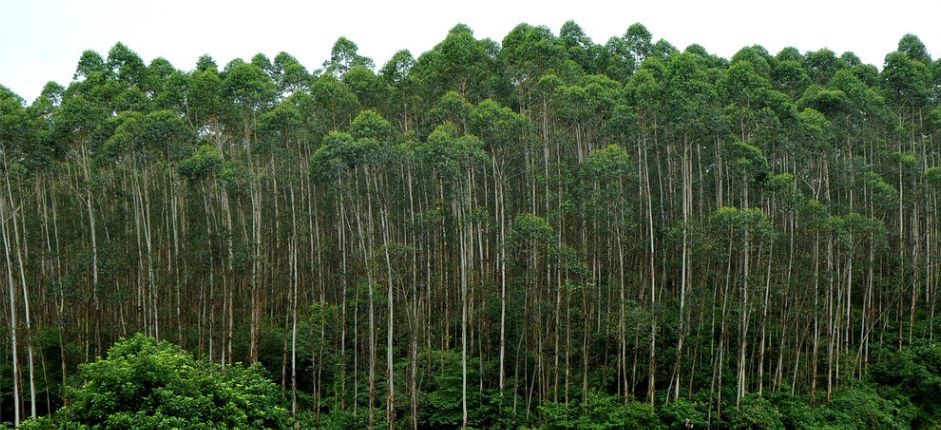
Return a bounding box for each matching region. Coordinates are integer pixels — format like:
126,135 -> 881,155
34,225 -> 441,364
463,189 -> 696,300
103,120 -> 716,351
2,0 -> 938,102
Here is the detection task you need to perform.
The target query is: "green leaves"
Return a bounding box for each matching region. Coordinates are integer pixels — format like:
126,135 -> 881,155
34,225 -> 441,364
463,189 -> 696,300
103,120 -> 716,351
710,206 -> 774,243
350,109 -> 393,141
469,98 -> 526,150
107,43 -> 147,87
560,20 -> 596,72
43,334 -> 291,429
222,62 -> 276,113
179,144 -> 223,181
74,50 -> 107,81
665,52 -> 717,132
817,383 -> 912,430
104,109 -> 195,162
414,24 -> 494,100
538,391 -> 664,430
727,141 -> 770,186
870,343 -> 941,426
257,103 -> 302,152
309,110 -> 396,182
323,37 -> 374,77
727,395 -> 784,430
309,74 -> 361,130
883,50 -> 931,108
416,121 -> 485,180
501,24 -> 565,90
585,144 -> 631,182
510,213 -> 554,247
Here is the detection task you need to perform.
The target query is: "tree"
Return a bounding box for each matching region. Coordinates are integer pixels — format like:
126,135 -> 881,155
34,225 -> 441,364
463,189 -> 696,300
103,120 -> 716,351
413,24 -> 494,100
324,37 -> 374,76
559,20 -> 596,72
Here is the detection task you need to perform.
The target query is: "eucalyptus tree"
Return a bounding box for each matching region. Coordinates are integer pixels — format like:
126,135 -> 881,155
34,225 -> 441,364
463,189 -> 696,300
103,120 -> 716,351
500,23 -> 565,112
661,52 -> 717,402
470,99 -> 527,398
348,109 -> 397,430
222,60 -> 276,363
581,144 -> 634,403
271,52 -> 310,95
50,87 -> 108,356
0,88 -> 34,425
559,21 -> 596,74
106,43 -> 147,88
413,24 -> 495,101
416,122 -> 486,428
344,66 -> 390,112
381,50 -> 418,133
621,58 -> 666,405
324,37 -> 374,77
309,74 -> 361,132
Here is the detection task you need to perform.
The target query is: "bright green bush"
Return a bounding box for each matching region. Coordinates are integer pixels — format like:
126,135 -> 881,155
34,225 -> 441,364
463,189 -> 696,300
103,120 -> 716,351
23,333 -> 291,429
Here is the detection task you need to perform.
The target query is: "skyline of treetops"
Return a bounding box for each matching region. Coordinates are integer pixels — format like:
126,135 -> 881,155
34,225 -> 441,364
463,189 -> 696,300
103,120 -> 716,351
1,20 -> 940,429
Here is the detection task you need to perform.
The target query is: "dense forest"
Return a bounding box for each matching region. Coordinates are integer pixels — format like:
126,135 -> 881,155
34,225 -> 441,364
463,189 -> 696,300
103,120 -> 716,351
1,21 -> 941,429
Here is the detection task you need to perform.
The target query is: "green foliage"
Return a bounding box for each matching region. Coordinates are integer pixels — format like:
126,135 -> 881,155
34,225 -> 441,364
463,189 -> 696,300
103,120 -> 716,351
416,121 -> 486,179
416,350 -> 503,429
30,334 -> 291,429
510,213 -> 555,247
470,98 -> 526,149
414,24 -> 494,100
309,74 -> 361,129
323,37 -> 374,76
816,384 -> 911,430
538,392 -> 664,430
658,399 -> 707,429
727,395 -> 784,430
350,109 -> 393,141
926,166 -> 941,190
585,144 -> 632,181
767,390 -> 817,430
727,141 -> 770,186
223,62 -> 276,113
870,343 -> 941,427
178,143 -> 223,181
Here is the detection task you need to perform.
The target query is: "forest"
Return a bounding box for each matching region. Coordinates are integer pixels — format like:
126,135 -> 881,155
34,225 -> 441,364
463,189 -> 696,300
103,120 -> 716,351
1,20 -> 940,429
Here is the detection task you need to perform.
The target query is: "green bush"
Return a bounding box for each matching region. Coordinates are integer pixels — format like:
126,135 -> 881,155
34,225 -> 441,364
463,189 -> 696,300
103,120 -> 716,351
538,391 -> 664,430
767,388 -> 817,430
727,395 -> 784,430
816,383 -> 910,430
870,342 -> 941,427
22,333 -> 291,429
659,399 -> 707,429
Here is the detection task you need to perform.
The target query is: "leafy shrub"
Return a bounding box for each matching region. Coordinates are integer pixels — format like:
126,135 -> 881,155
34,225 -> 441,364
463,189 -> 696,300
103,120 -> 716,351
870,342 -> 941,427
816,383 -> 910,430
22,333 -> 291,429
727,395 -> 784,430
659,399 -> 707,429
767,388 -> 817,430
538,391 -> 664,430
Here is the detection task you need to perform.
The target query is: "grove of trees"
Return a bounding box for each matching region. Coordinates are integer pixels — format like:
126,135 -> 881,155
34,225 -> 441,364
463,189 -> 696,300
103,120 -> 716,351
1,21 -> 940,429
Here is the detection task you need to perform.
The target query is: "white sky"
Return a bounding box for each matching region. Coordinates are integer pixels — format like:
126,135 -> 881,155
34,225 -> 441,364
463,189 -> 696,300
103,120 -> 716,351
2,0 -> 938,102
